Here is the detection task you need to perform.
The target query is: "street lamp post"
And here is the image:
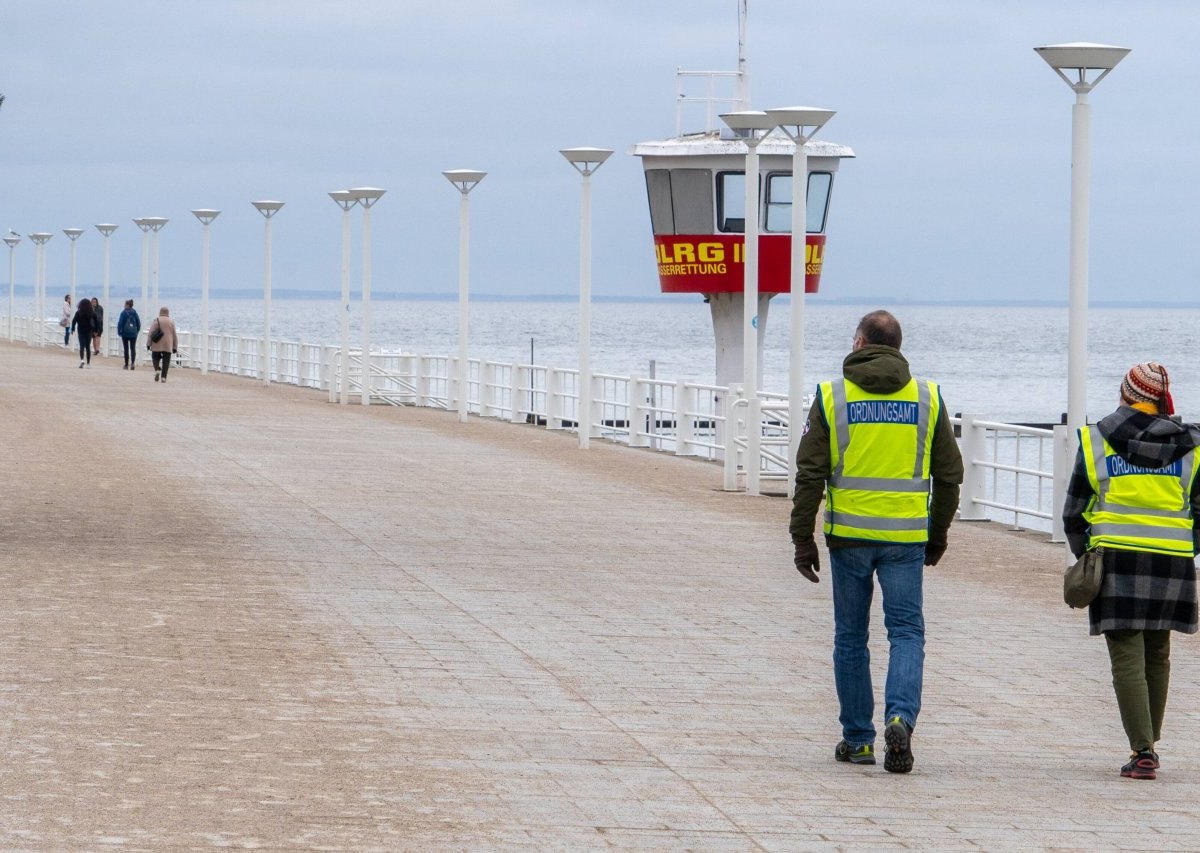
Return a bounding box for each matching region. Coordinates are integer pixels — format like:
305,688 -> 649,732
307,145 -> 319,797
560,148 -> 612,450
63,228 -> 84,316
28,233 -> 52,347
142,217 -> 168,310
348,187 -> 385,406
1035,42 -> 1129,435
134,218 -> 150,309
719,110 -> 776,495
328,191 -> 358,405
766,106 -> 836,498
4,234 -> 19,341
191,210 -> 220,374
251,201 -> 284,385
95,225 -> 118,355
443,169 -> 487,424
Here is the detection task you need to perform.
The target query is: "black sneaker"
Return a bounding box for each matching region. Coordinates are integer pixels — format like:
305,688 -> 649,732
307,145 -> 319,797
883,716 -> 914,773
834,740 -> 875,765
1121,750 -> 1157,780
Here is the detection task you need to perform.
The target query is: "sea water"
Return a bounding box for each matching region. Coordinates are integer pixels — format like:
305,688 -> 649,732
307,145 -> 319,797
16,294 -> 1200,425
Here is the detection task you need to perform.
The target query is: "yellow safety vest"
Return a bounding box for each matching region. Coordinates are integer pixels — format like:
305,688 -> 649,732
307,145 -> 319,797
1079,426 -> 1197,557
820,377 -> 939,543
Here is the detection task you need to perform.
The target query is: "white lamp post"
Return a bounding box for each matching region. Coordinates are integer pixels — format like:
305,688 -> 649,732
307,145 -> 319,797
142,217 -> 168,310
328,190 -> 358,405
4,234 -> 19,341
191,210 -> 219,374
443,169 -> 487,424
133,218 -> 151,311
348,187 -> 385,406
28,233 -> 52,347
766,106 -> 836,497
719,110 -> 776,495
63,229 -> 84,317
560,147 -> 612,450
95,225 -> 118,355
251,201 -> 283,385
1035,42 -> 1129,435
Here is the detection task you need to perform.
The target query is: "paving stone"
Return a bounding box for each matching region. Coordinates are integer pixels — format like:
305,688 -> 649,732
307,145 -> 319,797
0,341 -> 1198,849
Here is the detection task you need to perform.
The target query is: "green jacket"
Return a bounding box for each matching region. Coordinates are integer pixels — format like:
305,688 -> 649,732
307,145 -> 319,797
789,344 -> 964,547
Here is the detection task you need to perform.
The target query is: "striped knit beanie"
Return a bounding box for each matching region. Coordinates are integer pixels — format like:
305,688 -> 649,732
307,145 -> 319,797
1121,362 -> 1173,415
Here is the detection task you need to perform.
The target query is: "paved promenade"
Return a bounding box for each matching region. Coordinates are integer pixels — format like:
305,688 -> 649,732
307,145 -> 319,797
1,340 -> 1198,852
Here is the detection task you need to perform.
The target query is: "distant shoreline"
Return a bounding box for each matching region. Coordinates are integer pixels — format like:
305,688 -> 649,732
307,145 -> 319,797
7,287 -> 1198,309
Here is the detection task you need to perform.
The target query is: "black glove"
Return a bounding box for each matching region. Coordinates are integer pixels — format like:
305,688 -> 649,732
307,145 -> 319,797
925,528 -> 948,567
793,538 -> 820,583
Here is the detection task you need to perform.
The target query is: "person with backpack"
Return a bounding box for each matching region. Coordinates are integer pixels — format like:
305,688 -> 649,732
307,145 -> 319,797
70,297 -> 95,368
117,299 -> 141,370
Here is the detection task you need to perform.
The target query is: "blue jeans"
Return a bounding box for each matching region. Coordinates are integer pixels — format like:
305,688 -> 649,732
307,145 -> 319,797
830,543 -> 925,747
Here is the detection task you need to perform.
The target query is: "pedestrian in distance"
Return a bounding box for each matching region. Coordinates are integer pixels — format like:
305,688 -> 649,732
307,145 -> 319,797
790,309 -> 963,773
59,294 -> 72,346
91,297 -> 104,356
117,299 -> 141,370
1062,362 -> 1199,781
146,306 -> 177,383
70,297 -> 95,368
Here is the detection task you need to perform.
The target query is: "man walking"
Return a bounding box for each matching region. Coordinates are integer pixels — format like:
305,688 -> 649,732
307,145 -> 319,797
790,310 -> 963,772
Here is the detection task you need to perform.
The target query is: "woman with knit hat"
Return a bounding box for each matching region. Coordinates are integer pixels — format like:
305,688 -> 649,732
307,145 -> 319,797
1063,362 -> 1200,780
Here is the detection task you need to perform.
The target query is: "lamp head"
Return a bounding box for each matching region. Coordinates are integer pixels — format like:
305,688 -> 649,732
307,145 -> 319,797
251,201 -> 284,218
3,236 -> 19,248
1035,42 -> 1130,92
142,216 -> 168,232
560,147 -> 612,176
95,223 -> 119,237
63,228 -> 85,241
328,190 -> 358,211
348,187 -> 386,208
191,209 -> 221,225
765,106 -> 836,143
719,110 -> 777,146
443,169 -> 487,194
29,232 -> 53,244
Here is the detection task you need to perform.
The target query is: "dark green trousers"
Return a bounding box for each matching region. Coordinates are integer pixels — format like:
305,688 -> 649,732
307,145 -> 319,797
1104,629 -> 1171,752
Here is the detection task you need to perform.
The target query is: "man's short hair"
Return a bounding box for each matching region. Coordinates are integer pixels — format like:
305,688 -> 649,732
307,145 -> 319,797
855,310 -> 902,349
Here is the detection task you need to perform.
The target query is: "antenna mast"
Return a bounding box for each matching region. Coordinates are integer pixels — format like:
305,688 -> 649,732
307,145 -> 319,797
736,0 -> 750,109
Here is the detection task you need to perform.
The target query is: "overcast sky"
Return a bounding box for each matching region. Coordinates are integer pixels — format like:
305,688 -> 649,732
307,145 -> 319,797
2,1 -> 1195,303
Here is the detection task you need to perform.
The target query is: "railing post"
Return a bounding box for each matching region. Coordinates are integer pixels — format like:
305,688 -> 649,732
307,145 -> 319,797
723,385 -> 743,491
746,396 -> 762,497
1051,423 -> 1071,544
509,363 -> 524,424
629,376 -> 650,447
675,379 -> 695,456
326,346 -> 338,402
482,361 -> 496,418
360,347 -> 371,405
547,369 -> 563,430
958,413 -> 989,521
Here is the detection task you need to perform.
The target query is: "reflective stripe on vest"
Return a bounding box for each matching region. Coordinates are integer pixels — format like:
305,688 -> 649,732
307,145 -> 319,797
1080,425 -> 1197,557
821,376 -> 938,543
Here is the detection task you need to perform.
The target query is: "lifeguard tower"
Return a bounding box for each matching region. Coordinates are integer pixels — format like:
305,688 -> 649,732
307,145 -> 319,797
630,6 -> 854,391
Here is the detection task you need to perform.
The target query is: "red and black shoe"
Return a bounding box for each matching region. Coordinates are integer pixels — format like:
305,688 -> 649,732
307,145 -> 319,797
1121,750 -> 1158,780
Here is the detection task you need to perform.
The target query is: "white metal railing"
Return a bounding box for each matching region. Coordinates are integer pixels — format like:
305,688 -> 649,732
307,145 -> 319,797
0,313 -> 1068,539
956,414 -> 1065,541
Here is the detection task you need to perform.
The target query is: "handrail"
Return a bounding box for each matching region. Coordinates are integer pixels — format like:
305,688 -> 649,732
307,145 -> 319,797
0,313 -> 1070,536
